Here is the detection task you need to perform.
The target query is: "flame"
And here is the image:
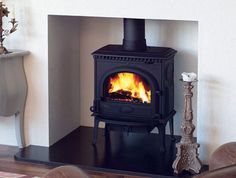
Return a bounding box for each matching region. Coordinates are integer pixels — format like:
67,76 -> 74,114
108,72 -> 151,103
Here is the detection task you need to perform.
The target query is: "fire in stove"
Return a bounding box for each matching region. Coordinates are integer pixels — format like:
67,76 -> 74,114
106,72 -> 151,104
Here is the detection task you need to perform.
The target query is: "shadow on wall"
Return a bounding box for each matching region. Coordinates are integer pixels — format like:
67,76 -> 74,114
198,76 -> 223,162
146,20 -> 198,135
174,51 -> 198,136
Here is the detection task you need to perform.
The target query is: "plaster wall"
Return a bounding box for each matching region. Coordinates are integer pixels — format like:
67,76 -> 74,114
48,16 -> 81,145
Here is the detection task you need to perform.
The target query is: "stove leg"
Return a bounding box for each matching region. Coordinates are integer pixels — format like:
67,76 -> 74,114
158,124 -> 166,152
93,118 -> 100,145
169,117 -> 175,140
105,123 -> 110,138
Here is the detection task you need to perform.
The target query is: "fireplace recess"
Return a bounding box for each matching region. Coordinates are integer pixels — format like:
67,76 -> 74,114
90,18 -> 177,150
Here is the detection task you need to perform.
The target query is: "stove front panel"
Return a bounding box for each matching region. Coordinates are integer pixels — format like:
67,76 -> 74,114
92,45 -> 176,121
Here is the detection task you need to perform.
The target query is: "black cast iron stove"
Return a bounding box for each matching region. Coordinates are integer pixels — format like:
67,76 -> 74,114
90,18 -> 177,150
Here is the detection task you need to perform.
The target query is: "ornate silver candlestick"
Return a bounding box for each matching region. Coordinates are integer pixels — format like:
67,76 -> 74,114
172,78 -> 202,174
0,2 -> 18,54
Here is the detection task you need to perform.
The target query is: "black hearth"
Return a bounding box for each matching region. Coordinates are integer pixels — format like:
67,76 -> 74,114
90,18 -> 177,150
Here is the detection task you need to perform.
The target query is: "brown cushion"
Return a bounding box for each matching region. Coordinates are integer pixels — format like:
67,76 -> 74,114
43,165 -> 90,178
209,142 -> 236,170
194,164 -> 236,178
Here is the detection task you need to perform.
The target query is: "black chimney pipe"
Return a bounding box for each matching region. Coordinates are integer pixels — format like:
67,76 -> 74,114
122,18 -> 147,51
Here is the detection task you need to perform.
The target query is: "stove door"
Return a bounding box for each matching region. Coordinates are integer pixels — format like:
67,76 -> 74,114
95,69 -> 160,120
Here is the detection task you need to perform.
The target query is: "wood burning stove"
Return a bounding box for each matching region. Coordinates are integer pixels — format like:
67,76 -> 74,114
90,18 -> 177,150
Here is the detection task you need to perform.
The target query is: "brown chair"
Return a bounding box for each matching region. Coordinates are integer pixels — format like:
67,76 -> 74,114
194,142 -> 236,178
194,164 -> 236,178
43,165 -> 90,178
209,142 -> 236,170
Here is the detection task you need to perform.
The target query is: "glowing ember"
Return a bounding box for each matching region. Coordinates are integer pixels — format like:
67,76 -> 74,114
107,72 -> 151,103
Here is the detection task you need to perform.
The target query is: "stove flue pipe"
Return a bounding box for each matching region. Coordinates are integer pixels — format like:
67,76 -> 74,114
122,18 -> 147,51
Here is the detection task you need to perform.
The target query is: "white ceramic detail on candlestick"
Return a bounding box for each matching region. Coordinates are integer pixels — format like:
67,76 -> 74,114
181,72 -> 197,82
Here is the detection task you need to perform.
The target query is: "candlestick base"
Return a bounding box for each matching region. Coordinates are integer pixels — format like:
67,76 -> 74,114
172,142 -> 202,174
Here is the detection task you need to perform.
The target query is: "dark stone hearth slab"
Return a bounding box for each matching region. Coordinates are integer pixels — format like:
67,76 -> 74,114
14,126 -> 206,177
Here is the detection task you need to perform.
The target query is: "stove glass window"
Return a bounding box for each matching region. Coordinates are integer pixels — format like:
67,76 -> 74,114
104,72 -> 151,104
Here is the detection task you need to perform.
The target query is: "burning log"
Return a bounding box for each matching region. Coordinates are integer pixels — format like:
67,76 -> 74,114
108,89 -> 143,103
107,72 -> 151,103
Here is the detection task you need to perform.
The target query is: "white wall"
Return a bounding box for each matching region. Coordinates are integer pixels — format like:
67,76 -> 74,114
3,0 -> 49,146
2,0 -> 236,163
48,16 -> 81,145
